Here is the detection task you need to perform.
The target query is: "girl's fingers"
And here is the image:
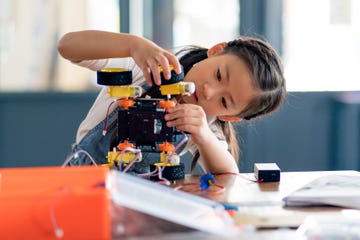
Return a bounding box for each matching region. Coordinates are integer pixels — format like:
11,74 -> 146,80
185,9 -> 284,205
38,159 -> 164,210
171,124 -> 198,134
165,105 -> 206,131
166,105 -> 205,119
165,52 -> 182,74
166,116 -> 202,128
156,55 -> 171,80
141,67 -> 152,86
136,47 -> 180,85
147,59 -> 162,85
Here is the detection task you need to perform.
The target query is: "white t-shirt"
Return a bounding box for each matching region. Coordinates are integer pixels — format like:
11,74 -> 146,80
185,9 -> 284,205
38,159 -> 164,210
75,57 -> 144,143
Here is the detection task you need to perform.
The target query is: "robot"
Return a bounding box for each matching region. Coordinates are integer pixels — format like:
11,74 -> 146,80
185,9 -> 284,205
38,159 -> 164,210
97,66 -> 195,181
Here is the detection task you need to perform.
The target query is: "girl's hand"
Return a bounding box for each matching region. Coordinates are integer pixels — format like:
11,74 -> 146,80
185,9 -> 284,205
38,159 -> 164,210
130,36 -> 182,86
165,103 -> 239,174
57,31 -> 181,86
164,104 -> 214,146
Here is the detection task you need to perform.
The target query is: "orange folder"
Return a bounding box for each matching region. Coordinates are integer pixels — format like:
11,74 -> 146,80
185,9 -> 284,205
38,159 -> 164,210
0,166 -> 111,240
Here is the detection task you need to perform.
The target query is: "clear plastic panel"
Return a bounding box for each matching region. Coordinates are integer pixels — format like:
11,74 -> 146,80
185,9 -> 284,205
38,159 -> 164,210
108,171 -> 242,237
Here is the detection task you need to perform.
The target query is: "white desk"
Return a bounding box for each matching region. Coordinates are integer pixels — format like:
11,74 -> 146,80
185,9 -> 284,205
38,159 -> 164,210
112,170 -> 360,239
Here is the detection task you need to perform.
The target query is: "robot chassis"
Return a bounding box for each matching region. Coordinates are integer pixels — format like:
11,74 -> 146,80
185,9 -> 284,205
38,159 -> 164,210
97,66 -> 195,181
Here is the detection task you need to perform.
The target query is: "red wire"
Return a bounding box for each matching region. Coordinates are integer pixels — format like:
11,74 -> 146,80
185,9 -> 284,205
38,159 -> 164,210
174,172 -> 265,196
103,100 -> 117,135
174,182 -> 225,195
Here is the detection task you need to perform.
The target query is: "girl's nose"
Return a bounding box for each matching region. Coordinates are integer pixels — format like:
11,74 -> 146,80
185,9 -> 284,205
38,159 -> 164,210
203,82 -> 218,101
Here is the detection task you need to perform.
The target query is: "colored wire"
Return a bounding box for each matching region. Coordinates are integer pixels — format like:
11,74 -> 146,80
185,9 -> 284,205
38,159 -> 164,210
137,167 -> 158,178
156,165 -> 171,185
62,149 -> 98,167
174,173 -> 225,195
154,131 -> 187,182
159,132 -> 188,172
174,171 -> 262,195
102,99 -> 118,136
174,182 -> 225,195
136,132 -> 188,179
121,148 -> 142,173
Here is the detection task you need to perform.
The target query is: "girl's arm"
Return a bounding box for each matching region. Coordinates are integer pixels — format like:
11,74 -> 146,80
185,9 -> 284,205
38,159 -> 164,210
57,30 -> 181,85
195,131 -> 239,174
165,104 -> 239,174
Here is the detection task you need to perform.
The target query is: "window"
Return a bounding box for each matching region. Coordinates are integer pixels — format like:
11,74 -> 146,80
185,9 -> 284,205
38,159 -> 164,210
0,0 -> 119,92
173,0 -> 239,48
283,0 -> 360,91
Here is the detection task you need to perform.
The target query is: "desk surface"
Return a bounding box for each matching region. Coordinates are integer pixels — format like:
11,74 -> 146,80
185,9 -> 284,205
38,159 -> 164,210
175,171 -> 360,227
170,170 -> 360,239
178,170 -> 359,203
113,170 -> 360,239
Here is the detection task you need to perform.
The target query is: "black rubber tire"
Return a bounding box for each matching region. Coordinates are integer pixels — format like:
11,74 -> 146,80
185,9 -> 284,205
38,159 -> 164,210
151,66 -> 184,85
97,70 -> 132,86
149,163 -> 185,181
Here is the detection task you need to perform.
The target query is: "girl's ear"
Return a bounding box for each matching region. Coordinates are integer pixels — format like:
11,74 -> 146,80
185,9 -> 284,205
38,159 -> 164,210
218,115 -> 242,122
207,42 -> 227,57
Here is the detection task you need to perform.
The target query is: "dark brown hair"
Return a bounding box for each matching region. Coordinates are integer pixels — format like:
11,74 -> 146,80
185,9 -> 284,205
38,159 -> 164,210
177,37 -> 286,173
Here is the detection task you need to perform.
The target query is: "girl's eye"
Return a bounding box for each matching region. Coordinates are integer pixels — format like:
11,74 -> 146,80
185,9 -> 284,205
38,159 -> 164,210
217,69 -> 226,108
217,69 -> 221,81
221,97 -> 227,109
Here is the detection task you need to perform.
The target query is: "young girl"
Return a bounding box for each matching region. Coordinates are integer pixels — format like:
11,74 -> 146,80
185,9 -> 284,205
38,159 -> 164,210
58,30 -> 286,174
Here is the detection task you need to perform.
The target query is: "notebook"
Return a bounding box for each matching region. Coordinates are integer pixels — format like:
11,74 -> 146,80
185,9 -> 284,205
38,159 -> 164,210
283,174 -> 360,209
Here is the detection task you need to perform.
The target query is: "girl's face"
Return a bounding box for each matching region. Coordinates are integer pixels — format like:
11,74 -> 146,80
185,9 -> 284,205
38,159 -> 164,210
182,53 -> 258,119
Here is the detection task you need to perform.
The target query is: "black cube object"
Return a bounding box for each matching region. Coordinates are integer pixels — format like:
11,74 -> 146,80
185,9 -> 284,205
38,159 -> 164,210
254,163 -> 281,182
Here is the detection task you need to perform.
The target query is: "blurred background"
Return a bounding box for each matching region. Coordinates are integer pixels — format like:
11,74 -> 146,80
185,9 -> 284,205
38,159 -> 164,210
0,0 -> 359,172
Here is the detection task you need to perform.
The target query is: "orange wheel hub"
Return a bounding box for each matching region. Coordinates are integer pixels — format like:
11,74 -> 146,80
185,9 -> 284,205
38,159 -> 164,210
118,98 -> 135,110
158,100 -> 176,110
158,141 -> 175,152
117,140 -> 135,151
